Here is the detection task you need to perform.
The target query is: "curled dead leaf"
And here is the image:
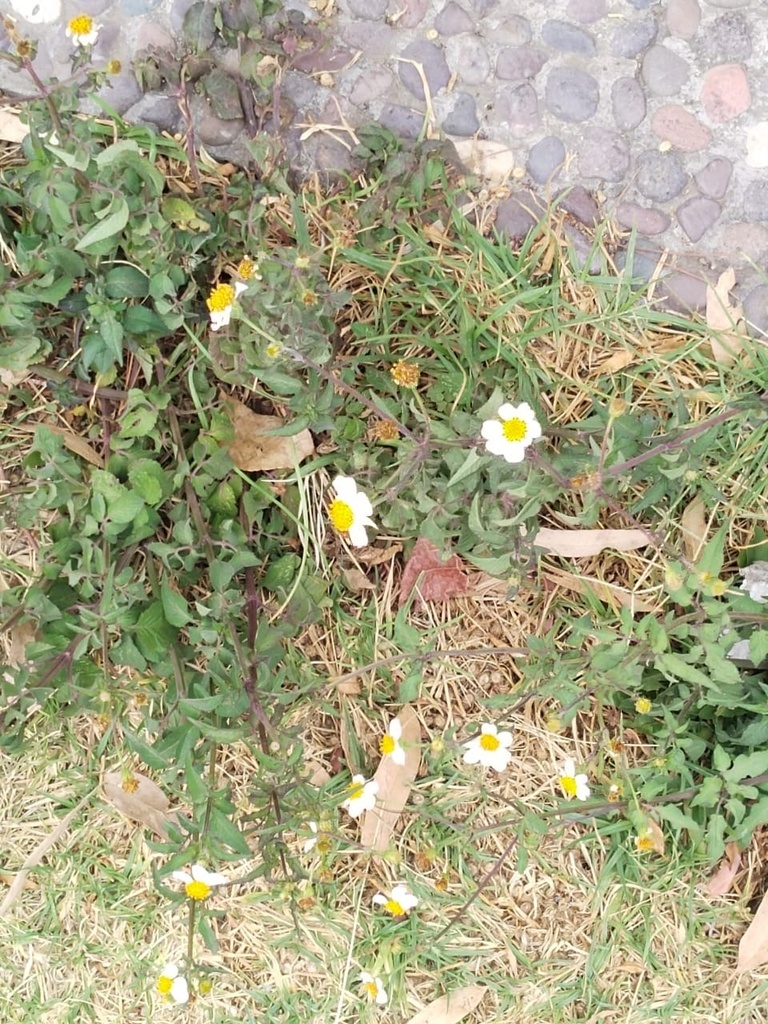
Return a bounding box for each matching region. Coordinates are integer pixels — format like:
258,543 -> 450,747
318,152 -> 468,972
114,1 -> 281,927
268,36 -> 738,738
737,888 -> 768,973
102,771 -> 180,838
706,267 -> 747,367
681,495 -> 708,563
399,537 -> 472,608
361,704 -> 421,852
404,985 -> 486,1024
224,396 -> 314,471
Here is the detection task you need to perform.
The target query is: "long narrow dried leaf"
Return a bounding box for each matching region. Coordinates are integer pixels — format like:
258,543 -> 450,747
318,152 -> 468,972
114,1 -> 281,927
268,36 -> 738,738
102,771 -> 179,838
705,842 -> 741,897
706,267 -> 747,367
405,985 -> 486,1024
737,889 -> 768,972
534,527 -> 651,557
360,704 -> 421,852
681,495 -> 708,562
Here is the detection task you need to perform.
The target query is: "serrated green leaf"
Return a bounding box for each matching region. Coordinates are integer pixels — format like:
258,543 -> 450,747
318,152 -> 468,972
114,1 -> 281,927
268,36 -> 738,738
108,491 -> 145,524
75,197 -> 130,252
135,601 -> 178,661
750,629 -> 768,667
105,265 -> 149,299
655,652 -> 712,688
161,581 -> 192,627
723,750 -> 768,784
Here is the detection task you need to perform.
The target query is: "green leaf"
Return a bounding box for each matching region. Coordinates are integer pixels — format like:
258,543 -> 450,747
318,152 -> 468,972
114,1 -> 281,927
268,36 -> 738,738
695,524 -> 728,580
723,750 -> 768,784
123,304 -> 175,338
123,730 -> 169,771
108,491 -> 145,524
750,630 -> 768,667
208,805 -> 252,856
105,265 -> 150,299
75,197 -> 130,252
128,460 -> 170,507
445,448 -> 483,490
135,601 -> 178,661
655,652 -> 712,688
161,581 -> 192,627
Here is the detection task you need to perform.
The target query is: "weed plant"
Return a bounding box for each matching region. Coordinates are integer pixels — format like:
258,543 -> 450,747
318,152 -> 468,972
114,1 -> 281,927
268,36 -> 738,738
1,34 -> 768,1019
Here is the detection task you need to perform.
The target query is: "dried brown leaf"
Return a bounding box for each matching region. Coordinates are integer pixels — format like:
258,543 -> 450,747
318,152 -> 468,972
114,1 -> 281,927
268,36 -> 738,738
341,567 -> 374,592
738,889 -> 768,972
45,425 -> 104,468
534,527 -> 651,557
360,704 -> 421,852
681,495 -> 708,563
706,267 -> 747,367
102,771 -> 179,839
399,538 -> 472,608
639,817 -> 666,857
454,139 -> 517,185
356,542 -> 403,567
405,985 -> 486,1024
598,350 -> 635,374
706,842 -> 741,897
225,397 -> 314,471
0,108 -> 27,143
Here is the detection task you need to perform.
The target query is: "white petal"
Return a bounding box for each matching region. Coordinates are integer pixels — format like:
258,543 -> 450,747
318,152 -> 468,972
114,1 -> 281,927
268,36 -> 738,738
497,403 -> 517,419
489,747 -> 512,772
376,986 -> 388,1005
171,975 -> 189,1003
480,723 -> 497,736
391,746 -> 406,765
331,475 -> 358,501
562,758 -> 576,778
351,490 -> 374,519
462,742 -> 482,765
209,307 -> 231,331
360,971 -> 374,984
172,870 -> 192,884
160,963 -> 179,980
234,281 -> 248,297
497,730 -> 513,748
372,894 -> 386,906
347,522 -> 369,547
388,719 -> 402,740
501,442 -> 527,463
480,419 -> 503,441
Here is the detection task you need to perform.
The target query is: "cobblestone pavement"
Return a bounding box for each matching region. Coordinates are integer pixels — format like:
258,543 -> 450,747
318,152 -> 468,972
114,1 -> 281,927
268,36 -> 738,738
1,0 -> 767,328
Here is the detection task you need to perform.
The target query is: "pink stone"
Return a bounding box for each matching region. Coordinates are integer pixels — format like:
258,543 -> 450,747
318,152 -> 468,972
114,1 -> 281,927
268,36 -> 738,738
651,104 -> 712,151
701,64 -> 751,124
667,0 -> 700,40
615,202 -> 671,236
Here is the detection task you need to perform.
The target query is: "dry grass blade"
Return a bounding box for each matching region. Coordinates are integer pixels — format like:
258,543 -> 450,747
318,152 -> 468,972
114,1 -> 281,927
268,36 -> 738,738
404,985 -> 486,1024
0,789 -> 92,918
533,527 -> 652,557
102,770 -> 180,838
360,703 -> 421,852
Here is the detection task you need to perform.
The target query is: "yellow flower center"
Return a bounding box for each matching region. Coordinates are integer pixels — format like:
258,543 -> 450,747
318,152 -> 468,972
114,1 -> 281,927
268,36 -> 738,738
329,499 -> 354,532
502,417 -> 527,442
364,982 -> 378,1000
206,283 -> 235,313
560,775 -> 577,798
479,732 -> 500,751
384,898 -> 405,916
635,698 -> 652,714
380,734 -> 396,756
390,360 -> 420,388
265,342 -> 282,359
237,257 -> 258,280
635,832 -> 656,852
68,15 -> 93,35
157,976 -> 173,995
347,781 -> 364,801
186,880 -> 212,901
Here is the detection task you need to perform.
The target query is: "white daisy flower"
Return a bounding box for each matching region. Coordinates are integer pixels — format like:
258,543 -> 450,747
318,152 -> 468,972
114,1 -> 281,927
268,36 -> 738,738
372,883 -> 418,917
379,718 -> 405,765
360,971 -> 388,1005
328,475 -> 376,547
341,774 -> 378,818
65,14 -> 100,47
172,863 -> 228,901
206,280 -> 247,331
559,758 -> 590,801
480,401 -> 542,463
462,722 -> 513,772
156,963 -> 189,1004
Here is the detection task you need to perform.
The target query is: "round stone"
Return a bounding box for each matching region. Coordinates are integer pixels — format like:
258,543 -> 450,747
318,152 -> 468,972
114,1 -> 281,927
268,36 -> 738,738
651,105 -> 712,151
496,47 -> 547,81
495,191 -> 547,240
398,40 -> 451,99
625,0 -> 657,7
611,77 -> 646,131
695,157 -> 733,198
499,82 -> 540,131
379,104 -> 423,140
443,93 -> 480,136
615,203 -> 671,235
642,45 -> 690,96
349,0 -> 388,16
743,284 -> 768,339
566,0 -> 607,23
611,18 -> 657,59
400,0 -> 430,27
123,94 -> 182,135
435,2 -> 474,35
744,182 -> 768,222
493,15 -> 532,46
636,150 -> 689,201
676,197 -> 721,241
578,128 -> 631,181
667,0 -> 700,39
545,67 -> 599,122
557,185 -> 599,225
349,68 -> 395,107
446,37 -> 490,85
658,270 -> 708,314
701,64 -> 751,122
700,13 -> 752,61
541,20 -> 597,55
527,136 -> 566,183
